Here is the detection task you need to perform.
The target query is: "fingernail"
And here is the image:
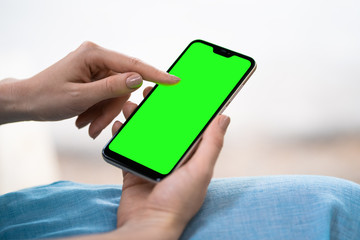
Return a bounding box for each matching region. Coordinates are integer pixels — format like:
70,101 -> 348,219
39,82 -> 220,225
168,74 -> 181,83
126,75 -> 143,89
219,115 -> 230,131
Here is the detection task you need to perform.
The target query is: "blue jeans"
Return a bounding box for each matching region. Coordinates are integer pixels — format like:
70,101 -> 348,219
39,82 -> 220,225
1,176 -> 360,239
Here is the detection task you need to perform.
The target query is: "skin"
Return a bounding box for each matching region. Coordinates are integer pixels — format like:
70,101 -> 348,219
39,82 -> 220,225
0,42 -> 230,239
0,41 -> 180,138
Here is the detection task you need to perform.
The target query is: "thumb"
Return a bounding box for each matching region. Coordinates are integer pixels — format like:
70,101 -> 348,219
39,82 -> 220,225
188,115 -> 230,178
80,72 -> 143,104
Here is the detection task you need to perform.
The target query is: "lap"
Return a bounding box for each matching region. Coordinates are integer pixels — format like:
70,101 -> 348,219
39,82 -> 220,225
182,176 -> 360,240
1,175 -> 359,240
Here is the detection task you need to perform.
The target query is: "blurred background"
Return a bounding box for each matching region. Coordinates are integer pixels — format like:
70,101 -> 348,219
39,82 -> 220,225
0,0 -> 359,194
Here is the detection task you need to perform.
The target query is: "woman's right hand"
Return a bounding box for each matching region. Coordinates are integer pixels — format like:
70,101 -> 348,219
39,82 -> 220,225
110,87 -> 230,239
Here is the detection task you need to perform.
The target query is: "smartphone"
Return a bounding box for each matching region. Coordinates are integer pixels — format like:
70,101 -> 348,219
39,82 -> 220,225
102,40 -> 256,182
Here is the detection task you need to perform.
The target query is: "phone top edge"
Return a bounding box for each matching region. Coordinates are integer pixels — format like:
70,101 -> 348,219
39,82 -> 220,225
189,39 -> 256,67
169,39 -> 256,73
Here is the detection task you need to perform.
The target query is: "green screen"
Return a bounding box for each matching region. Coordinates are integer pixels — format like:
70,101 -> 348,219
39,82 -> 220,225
109,42 -> 251,175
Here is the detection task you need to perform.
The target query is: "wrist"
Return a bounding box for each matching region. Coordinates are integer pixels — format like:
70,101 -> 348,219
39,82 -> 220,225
0,78 -> 34,124
114,210 -> 187,240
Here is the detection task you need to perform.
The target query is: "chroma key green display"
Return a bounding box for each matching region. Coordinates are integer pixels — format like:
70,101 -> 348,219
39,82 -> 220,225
103,40 -> 256,181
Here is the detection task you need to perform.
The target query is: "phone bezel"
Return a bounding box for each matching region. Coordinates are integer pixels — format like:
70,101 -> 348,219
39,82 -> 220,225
102,39 -> 256,182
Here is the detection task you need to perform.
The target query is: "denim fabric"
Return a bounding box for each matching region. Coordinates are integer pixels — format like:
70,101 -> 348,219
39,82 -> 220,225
1,176 -> 360,239
0,182 -> 120,239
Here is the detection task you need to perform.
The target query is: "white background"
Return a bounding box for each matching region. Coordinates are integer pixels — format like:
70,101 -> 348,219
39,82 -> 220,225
1,0 -> 359,192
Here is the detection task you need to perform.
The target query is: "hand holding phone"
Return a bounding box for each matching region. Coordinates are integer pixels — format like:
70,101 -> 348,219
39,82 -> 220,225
103,40 -> 256,182
112,104 -> 231,239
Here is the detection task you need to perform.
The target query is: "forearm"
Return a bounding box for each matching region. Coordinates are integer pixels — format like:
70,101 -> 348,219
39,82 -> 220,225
0,78 -> 33,124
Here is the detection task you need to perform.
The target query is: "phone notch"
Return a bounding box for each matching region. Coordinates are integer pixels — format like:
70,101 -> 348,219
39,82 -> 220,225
213,46 -> 234,58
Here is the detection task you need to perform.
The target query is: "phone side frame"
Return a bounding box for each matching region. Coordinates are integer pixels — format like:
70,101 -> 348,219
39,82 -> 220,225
173,62 -> 257,170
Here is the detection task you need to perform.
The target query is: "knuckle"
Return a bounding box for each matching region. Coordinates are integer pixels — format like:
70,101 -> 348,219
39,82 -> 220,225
73,41 -> 99,62
105,76 -> 128,96
152,68 -> 165,78
67,84 -> 81,98
105,76 -> 117,94
80,41 -> 98,50
65,84 -> 87,111
128,57 -> 143,67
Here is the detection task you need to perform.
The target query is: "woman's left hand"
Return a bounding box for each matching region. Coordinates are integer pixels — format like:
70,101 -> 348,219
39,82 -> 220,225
0,41 -> 179,138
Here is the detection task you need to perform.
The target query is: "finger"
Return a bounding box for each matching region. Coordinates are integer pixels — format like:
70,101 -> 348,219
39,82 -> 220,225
118,87 -> 152,122
112,120 -> 122,136
75,104 -> 102,129
82,42 -> 180,85
123,101 -> 138,119
79,72 -> 142,105
143,86 -> 153,98
88,96 -> 130,139
188,115 -> 230,178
